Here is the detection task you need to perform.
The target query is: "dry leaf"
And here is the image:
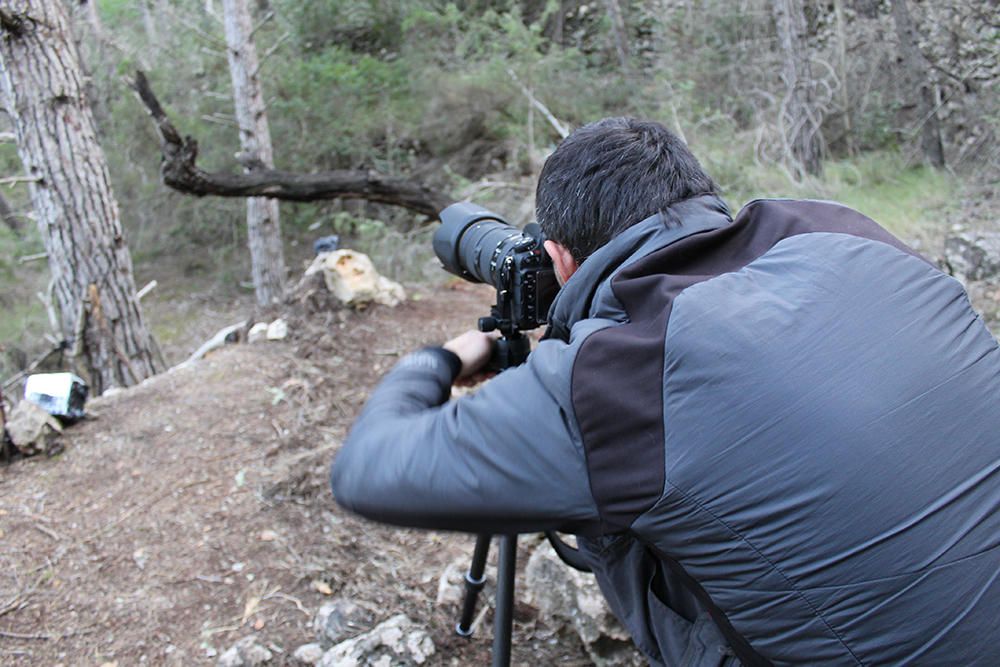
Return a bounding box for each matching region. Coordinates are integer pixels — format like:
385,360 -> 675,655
312,580 -> 333,596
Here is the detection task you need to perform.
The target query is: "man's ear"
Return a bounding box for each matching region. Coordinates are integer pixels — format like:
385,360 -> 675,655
544,240 -> 579,286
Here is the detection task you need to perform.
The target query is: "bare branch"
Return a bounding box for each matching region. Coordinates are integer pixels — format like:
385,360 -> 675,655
128,71 -> 453,218
507,69 -> 570,139
0,175 -> 41,186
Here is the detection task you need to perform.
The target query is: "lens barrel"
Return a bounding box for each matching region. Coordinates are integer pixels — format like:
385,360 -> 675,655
434,202 -> 525,286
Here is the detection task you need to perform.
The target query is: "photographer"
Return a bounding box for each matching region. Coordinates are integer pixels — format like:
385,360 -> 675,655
331,118 -> 1000,665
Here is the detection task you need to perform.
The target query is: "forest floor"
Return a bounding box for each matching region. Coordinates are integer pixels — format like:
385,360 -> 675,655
0,281 -> 592,666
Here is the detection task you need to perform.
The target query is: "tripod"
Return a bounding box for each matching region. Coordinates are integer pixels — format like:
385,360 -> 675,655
453,331 -> 592,667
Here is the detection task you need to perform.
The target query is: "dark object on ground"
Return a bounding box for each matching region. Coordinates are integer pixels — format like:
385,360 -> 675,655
313,235 -> 341,255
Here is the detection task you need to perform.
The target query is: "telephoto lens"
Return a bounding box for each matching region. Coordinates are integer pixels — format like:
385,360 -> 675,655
433,202 -> 528,286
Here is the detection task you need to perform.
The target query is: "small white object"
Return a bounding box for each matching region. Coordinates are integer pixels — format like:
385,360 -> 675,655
266,318 -> 288,340
247,322 -> 269,344
24,372 -> 88,418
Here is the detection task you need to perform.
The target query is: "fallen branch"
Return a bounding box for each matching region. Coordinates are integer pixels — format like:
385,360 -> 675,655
178,320 -> 247,369
128,70 -> 453,218
508,68 -> 570,139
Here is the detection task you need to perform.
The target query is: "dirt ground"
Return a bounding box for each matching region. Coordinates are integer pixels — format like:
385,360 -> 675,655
0,281 -> 592,666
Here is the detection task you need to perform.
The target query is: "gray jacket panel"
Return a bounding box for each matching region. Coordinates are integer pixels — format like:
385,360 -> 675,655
330,323 -> 603,534
639,231 -> 1000,664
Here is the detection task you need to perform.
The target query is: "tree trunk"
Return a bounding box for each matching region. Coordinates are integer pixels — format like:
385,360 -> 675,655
889,0 -> 945,168
771,0 -> 824,178
602,0 -> 630,73
0,0 -> 161,394
221,0 -> 286,306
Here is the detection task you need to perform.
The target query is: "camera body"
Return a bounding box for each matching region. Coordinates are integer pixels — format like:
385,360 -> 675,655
434,202 -> 558,337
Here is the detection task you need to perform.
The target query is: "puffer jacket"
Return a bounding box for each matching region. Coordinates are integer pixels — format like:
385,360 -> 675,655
331,194 -> 1000,666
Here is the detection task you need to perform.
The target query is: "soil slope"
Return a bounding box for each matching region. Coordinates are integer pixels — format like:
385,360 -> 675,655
0,282 -> 589,666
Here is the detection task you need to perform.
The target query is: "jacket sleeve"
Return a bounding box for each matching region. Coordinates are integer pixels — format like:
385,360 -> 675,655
330,341 -> 601,535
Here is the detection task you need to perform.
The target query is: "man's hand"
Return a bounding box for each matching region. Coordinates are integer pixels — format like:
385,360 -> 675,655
443,330 -> 497,382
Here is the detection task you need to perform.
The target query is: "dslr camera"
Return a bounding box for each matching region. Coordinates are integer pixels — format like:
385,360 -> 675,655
433,202 -> 559,368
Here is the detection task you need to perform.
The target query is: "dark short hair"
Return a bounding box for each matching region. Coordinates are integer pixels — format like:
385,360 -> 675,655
535,117 -> 717,263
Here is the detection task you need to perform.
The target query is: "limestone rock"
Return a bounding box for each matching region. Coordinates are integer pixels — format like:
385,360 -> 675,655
291,642 -> 324,665
266,318 -> 288,341
305,250 -> 405,307
943,231 -> 1000,283
318,614 -> 435,667
247,322 -> 269,344
6,399 -> 63,456
216,635 -> 272,667
314,598 -> 373,648
524,543 -> 644,667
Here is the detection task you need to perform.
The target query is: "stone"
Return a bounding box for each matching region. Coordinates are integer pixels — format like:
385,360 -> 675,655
247,322 -> 269,344
291,642 -> 325,665
314,598 -> 373,648
435,555 -> 495,607
317,614 -> 435,667
266,318 -> 288,341
216,635 -> 272,667
524,543 -> 644,667
304,249 -> 406,308
5,399 -> 63,456
943,231 -> 1000,283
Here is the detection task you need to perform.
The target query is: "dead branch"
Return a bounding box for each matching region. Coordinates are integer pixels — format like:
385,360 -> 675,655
128,71 -> 453,218
507,69 -> 570,139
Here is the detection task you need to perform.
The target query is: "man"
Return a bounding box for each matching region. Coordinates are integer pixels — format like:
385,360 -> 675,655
331,118 -> 1000,665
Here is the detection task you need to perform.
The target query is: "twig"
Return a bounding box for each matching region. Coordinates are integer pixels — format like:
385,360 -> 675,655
135,279 -> 158,301
250,32 -> 290,77
507,69 -> 569,139
0,626 -> 94,640
0,175 -> 41,187
31,523 -> 60,541
263,591 -> 310,617
0,132 -> 15,142
16,251 -> 46,264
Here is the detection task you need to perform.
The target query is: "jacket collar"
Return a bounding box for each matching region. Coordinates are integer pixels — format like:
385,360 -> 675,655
545,194 -> 733,341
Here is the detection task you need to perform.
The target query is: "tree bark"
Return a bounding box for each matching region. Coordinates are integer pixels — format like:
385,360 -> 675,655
221,0 -> 285,306
771,0 -> 824,178
0,0 -> 161,394
602,0 -> 630,73
889,0 -> 945,168
130,72 -> 454,218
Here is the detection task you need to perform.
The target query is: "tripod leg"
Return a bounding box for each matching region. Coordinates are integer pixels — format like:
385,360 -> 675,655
492,534 -> 517,667
456,534 -> 491,637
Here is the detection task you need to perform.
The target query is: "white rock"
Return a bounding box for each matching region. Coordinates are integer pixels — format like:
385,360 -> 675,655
291,642 -> 324,665
247,322 -> 269,344
5,399 -> 63,456
314,598 -> 372,647
318,614 -> 434,667
266,318 -> 288,341
524,543 -> 643,666
216,635 -> 272,667
304,250 -> 405,307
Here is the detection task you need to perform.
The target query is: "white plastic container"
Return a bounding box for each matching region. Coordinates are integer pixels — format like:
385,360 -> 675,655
24,372 -> 88,419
